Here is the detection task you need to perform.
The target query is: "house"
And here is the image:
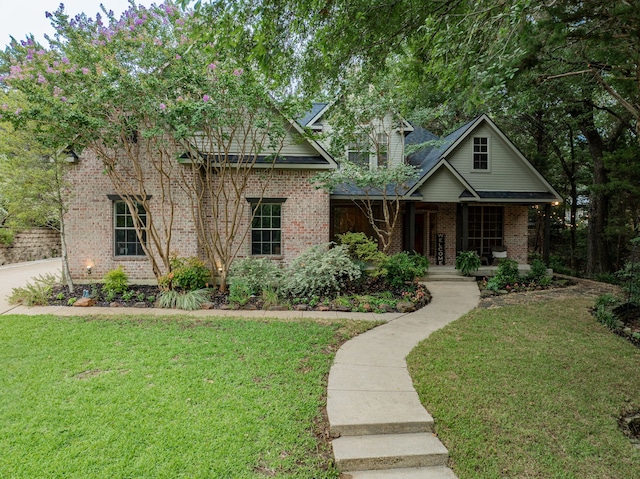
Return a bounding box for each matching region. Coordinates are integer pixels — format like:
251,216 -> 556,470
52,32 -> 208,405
64,102 -> 561,281
301,104 -> 562,266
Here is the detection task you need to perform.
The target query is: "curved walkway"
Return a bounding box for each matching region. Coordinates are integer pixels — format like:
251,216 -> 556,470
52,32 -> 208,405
328,281 -> 480,478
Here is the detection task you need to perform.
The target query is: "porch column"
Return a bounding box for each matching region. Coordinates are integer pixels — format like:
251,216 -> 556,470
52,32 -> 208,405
403,202 -> 416,251
461,203 -> 469,251
543,203 -> 551,265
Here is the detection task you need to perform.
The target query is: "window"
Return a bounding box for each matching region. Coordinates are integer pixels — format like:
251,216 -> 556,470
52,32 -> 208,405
473,137 -> 489,170
375,132 -> 388,167
347,133 -> 370,167
468,206 -> 503,255
114,200 -> 147,256
251,202 -> 282,255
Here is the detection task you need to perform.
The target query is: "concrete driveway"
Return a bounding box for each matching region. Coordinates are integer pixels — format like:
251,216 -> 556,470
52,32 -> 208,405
0,258 -> 62,314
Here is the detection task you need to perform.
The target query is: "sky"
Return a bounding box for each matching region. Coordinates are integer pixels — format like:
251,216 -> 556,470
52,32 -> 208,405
0,0 -> 137,47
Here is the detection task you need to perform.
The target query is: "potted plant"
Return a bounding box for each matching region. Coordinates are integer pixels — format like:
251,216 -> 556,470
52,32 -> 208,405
455,251 -> 482,276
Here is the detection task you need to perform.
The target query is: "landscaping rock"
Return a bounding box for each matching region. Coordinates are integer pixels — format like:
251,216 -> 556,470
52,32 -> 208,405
200,302 -> 215,310
294,304 -> 308,311
110,302 -> 121,307
73,297 -> 96,307
378,303 -> 394,313
219,304 -> 233,310
361,303 -> 373,312
396,301 -> 415,313
133,302 -> 147,308
335,305 -> 352,312
318,305 -> 330,312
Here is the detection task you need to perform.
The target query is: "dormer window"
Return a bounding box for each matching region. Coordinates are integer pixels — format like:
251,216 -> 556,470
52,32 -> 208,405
473,137 -> 489,170
347,133 -> 370,167
375,132 -> 389,167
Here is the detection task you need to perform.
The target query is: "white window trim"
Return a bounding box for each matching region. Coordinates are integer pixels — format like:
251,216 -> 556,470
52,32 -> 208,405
472,136 -> 490,172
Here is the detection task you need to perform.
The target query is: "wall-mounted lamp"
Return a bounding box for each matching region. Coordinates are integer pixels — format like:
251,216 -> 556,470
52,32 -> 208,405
86,265 -> 92,275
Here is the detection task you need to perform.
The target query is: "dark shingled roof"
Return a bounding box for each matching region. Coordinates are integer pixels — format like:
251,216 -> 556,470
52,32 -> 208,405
460,190 -> 559,200
297,102 -> 328,127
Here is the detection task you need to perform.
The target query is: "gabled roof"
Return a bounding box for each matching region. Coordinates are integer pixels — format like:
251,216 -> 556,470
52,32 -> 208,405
298,102 -> 330,127
405,114 -> 563,203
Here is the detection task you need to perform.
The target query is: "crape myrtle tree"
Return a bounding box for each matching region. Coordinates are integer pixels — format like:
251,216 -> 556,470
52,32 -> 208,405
313,79 -> 419,253
1,2 -> 291,290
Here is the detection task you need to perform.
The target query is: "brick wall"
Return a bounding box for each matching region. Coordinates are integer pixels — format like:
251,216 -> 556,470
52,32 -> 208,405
503,205 -> 529,263
388,202 -> 528,266
0,228 -> 61,265
65,149 -> 330,281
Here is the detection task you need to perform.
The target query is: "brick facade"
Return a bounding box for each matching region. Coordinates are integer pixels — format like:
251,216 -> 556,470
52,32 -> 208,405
387,202 -> 528,266
65,150 -> 329,281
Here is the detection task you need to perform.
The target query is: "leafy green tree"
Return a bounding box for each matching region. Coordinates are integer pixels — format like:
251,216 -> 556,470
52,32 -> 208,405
0,89 -> 74,291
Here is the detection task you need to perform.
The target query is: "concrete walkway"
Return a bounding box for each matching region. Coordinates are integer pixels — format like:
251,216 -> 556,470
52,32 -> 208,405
329,282 -> 480,478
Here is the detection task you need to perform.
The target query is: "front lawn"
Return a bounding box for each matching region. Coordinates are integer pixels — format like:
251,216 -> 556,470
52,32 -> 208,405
0,314 -> 376,478
407,297 -> 640,479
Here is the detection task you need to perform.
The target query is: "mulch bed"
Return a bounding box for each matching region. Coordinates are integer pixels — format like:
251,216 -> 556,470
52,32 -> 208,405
48,277 -> 431,314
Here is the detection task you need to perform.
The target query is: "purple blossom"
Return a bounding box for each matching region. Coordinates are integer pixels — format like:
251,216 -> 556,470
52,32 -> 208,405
134,18 -> 144,25
159,103 -> 166,110
15,108 -> 22,115
1,104 -> 8,111
233,68 -> 243,76
203,94 -> 210,102
208,63 -> 217,70
37,74 -> 47,84
175,54 -> 181,60
81,67 -> 90,75
60,97 -> 68,102
62,57 -> 70,64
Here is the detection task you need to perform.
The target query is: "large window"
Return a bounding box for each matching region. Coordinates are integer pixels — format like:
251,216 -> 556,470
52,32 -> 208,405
468,206 -> 503,255
114,200 -> 147,256
375,132 -> 388,167
347,132 -> 370,167
251,202 -> 282,255
473,137 -> 489,170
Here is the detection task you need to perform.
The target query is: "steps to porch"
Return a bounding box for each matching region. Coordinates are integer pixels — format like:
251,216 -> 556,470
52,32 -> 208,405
423,264 -> 533,282
328,282 -> 481,479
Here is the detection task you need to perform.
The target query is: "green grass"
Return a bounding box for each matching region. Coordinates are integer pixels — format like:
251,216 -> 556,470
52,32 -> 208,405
0,314 -> 376,479
408,298 -> 640,479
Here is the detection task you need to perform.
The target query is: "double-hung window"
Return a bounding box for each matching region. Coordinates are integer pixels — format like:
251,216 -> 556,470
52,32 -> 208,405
114,200 -> 147,256
347,132 -> 370,167
375,132 -> 389,167
473,137 -> 489,170
251,200 -> 284,255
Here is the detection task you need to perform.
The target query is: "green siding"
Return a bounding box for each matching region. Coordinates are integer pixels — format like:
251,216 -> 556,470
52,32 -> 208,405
447,123 -> 548,192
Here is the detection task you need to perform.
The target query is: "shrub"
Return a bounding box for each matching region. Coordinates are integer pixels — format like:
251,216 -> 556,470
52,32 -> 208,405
617,260 -> 640,304
160,256 -> 211,291
0,228 -> 14,246
8,273 -> 58,306
229,278 -> 252,306
527,259 -> 550,285
102,266 -> 128,295
158,289 -> 210,310
384,252 -> 429,288
260,287 -> 280,309
594,294 -> 620,330
229,257 -> 281,295
336,232 -> 386,267
455,251 -> 481,276
486,259 -> 520,291
282,243 -> 361,298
